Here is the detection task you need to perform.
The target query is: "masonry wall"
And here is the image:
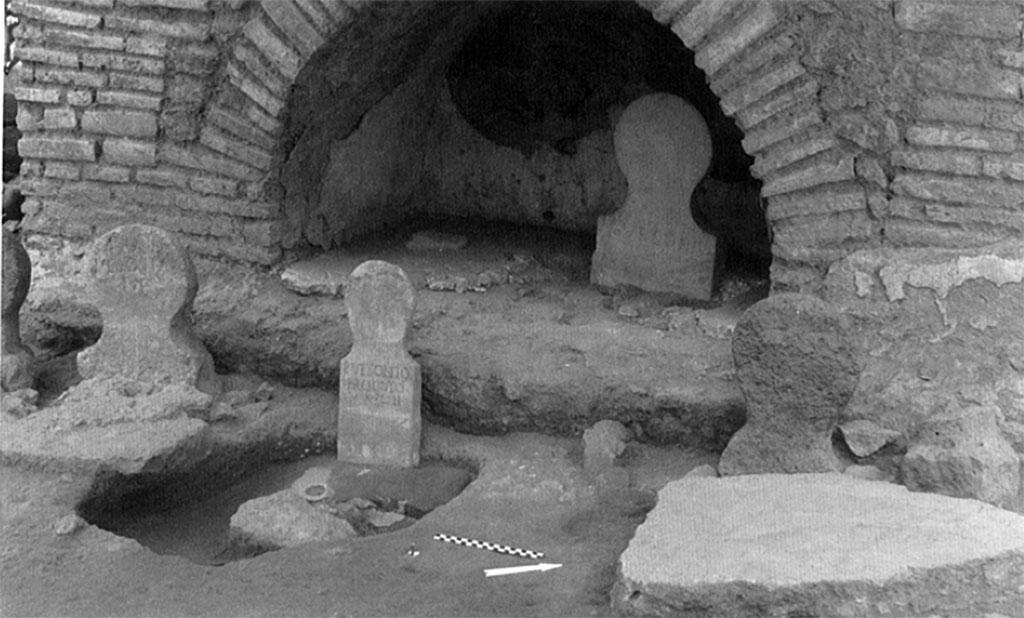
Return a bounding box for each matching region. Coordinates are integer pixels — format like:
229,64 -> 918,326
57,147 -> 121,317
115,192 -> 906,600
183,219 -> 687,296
8,0 -> 1024,291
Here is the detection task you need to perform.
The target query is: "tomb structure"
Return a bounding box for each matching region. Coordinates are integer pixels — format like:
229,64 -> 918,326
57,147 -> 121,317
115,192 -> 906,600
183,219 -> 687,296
591,93 -> 715,299
338,260 -> 421,467
2,229 -> 34,392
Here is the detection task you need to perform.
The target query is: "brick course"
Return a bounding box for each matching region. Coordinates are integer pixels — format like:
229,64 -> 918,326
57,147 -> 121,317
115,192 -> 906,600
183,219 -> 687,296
19,137 -> 98,161
82,110 -> 159,138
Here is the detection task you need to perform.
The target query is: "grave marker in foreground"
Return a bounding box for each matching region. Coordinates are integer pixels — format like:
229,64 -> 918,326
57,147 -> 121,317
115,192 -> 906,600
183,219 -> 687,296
338,260 -> 421,467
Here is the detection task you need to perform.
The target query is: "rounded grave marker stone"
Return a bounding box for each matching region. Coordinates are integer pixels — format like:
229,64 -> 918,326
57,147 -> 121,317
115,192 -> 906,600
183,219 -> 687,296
77,224 -> 218,394
338,260 -> 421,467
591,93 -> 716,299
719,293 -> 860,475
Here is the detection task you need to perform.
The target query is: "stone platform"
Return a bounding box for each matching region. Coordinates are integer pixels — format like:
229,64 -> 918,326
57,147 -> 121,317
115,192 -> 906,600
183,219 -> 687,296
613,474 -> 1024,617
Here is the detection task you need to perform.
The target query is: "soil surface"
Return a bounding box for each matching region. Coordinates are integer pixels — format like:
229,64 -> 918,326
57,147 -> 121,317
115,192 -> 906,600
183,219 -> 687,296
0,388 -> 715,617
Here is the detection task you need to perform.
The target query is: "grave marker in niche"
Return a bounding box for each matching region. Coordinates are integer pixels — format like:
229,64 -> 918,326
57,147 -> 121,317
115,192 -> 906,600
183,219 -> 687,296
591,93 -> 716,299
338,260 -> 421,467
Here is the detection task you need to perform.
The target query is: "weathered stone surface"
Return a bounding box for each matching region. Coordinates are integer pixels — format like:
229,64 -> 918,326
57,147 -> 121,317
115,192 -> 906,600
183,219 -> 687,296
76,225 -> 219,396
823,242 -> 1024,444
902,405 -> 1021,509
582,419 -> 631,477
338,260 -> 421,467
0,408 -> 208,475
592,93 -> 716,299
229,489 -> 357,549
2,229 -> 35,391
719,293 -> 859,475
281,252 -> 349,297
614,474 -> 1024,617
839,419 -> 902,457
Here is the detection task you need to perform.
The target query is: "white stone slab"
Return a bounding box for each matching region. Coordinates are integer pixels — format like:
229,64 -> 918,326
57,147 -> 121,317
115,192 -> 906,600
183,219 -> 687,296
614,474 -> 1024,616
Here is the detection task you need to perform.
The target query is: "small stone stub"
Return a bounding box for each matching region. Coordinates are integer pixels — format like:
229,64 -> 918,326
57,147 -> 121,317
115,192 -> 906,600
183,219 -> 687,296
338,260 -> 421,467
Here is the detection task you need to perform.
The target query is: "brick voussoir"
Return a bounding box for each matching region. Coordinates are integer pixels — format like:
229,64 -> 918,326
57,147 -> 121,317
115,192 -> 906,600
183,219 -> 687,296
233,44 -> 290,99
737,78 -> 819,130
292,0 -> 334,37
766,183 -> 867,222
671,0 -> 741,48
160,144 -> 266,182
225,63 -> 286,117
695,1 -> 778,77
761,149 -> 856,197
751,130 -> 838,178
198,126 -> 275,171
313,0 -> 355,25
242,18 -> 302,80
741,104 -> 823,155
207,106 -> 277,151
709,34 -> 795,98
259,0 -> 324,58
721,60 -> 806,117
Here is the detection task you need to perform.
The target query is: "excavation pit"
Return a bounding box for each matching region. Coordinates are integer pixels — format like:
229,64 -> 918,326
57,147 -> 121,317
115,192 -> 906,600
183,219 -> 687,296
77,453 -> 475,565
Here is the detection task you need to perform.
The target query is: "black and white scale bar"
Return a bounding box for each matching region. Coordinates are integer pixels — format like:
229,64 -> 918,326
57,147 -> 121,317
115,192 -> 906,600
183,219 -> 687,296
433,533 -> 544,560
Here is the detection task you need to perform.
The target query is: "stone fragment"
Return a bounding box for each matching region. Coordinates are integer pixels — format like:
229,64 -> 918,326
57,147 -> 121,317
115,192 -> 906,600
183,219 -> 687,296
683,464 -> 719,478
53,513 -> 86,536
839,419 -> 902,457
338,260 -> 421,467
281,252 -> 348,297
2,229 -> 35,392
592,93 -> 716,299
902,405 -> 1021,509
229,490 -> 357,549
719,294 -> 859,475
405,230 -> 468,252
583,419 -> 632,477
613,474 -> 1024,617
76,225 -> 219,396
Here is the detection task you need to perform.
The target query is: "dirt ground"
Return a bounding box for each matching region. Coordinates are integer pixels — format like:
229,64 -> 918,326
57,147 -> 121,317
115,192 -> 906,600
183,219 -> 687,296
0,390 -> 715,617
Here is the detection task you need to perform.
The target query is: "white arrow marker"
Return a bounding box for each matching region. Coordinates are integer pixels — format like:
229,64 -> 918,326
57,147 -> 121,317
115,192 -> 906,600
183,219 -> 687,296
484,563 -> 563,578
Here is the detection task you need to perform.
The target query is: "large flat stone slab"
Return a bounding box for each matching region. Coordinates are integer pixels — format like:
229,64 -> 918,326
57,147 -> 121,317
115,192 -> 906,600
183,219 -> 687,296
614,474 -> 1024,617
0,409 -> 208,475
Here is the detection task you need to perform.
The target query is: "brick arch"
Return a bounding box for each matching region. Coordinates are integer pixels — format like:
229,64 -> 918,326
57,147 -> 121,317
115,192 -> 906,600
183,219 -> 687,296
221,0 -> 856,289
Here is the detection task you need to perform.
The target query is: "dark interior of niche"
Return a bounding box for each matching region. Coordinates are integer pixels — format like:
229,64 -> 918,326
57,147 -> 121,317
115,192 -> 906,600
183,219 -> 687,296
446,0 -> 771,283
